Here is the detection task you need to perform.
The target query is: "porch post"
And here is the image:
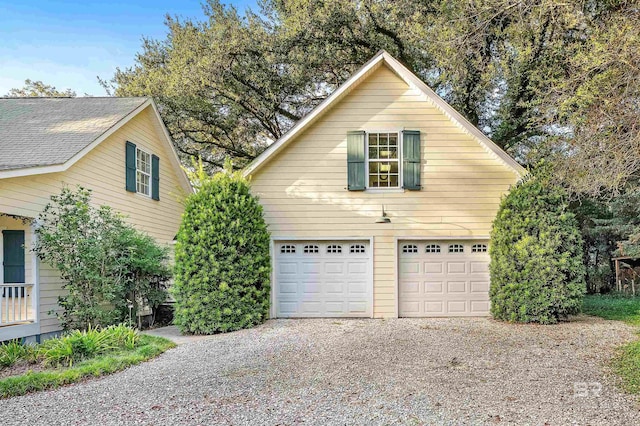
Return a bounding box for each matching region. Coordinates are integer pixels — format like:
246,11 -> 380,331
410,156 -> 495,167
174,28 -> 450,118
30,223 -> 40,326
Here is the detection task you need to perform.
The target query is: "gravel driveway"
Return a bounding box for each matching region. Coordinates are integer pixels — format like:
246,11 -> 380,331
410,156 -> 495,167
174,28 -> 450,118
2,316 -> 640,425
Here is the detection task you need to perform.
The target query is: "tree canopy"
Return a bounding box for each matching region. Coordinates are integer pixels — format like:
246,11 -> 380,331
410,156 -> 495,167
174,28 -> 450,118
109,0 -> 638,196
5,79 -> 77,97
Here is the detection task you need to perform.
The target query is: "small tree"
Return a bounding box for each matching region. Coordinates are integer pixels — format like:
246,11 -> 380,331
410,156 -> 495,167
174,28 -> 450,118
490,171 -> 586,324
172,160 -> 271,334
34,186 -> 171,330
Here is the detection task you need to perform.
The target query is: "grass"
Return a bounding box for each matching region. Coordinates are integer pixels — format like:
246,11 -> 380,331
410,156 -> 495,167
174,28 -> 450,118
583,294 -> 640,326
583,294 -> 640,393
0,327 -> 175,398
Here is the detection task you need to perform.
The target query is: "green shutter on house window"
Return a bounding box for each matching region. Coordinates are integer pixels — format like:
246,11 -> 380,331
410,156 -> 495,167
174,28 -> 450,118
347,131 -> 366,191
402,130 -> 421,190
125,141 -> 137,192
151,154 -> 160,201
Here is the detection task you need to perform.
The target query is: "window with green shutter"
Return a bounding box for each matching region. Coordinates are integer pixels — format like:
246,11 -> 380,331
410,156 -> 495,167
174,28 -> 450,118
125,141 -> 160,200
348,130 -> 421,191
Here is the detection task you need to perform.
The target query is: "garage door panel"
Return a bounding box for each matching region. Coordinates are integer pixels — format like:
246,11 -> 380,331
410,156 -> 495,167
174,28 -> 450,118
425,301 -> 444,314
302,262 -> 321,274
448,301 -> 467,313
325,282 -> 345,294
399,240 -> 490,317
424,262 -> 443,273
400,261 -> 420,274
348,281 -> 368,294
447,281 -> 466,292
471,300 -> 490,313
279,263 -> 297,275
279,282 -> 298,294
470,281 -> 489,293
401,281 -> 420,293
347,262 -> 367,274
275,241 -> 371,318
470,261 -> 489,273
447,262 -> 466,274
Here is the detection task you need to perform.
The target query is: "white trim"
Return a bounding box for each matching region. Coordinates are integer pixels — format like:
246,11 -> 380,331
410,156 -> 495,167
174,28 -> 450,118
270,237 -> 374,318
0,323 -> 39,342
30,224 -> 40,328
0,228 -> 3,286
0,99 -> 194,194
135,147 -> 152,197
243,50 -> 526,178
365,130 -> 402,190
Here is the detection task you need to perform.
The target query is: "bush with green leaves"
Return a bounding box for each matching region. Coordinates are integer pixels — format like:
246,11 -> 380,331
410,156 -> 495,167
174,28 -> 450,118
490,171 -> 586,324
173,161 -> 271,334
34,186 -> 171,330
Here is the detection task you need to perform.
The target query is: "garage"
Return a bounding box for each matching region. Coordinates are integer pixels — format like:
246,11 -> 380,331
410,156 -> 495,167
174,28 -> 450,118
399,240 -> 491,317
274,240 -> 372,318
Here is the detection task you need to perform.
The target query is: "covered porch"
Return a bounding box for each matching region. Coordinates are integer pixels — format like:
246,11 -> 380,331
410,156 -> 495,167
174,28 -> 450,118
0,214 -> 39,341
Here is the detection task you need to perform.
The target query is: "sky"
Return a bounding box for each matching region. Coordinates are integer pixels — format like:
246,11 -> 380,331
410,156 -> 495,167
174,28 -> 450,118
0,1 -> 258,96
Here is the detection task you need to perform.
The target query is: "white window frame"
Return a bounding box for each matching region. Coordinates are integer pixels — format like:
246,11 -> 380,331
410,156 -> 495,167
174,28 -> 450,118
135,148 -> 152,197
365,130 -> 403,191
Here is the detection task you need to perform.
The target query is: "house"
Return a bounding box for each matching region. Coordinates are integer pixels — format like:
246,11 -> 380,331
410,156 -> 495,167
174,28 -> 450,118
0,97 -> 191,342
245,51 -> 526,319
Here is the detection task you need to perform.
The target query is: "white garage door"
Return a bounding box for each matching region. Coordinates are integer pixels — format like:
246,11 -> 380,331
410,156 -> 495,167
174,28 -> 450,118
274,240 -> 372,318
399,240 -> 491,317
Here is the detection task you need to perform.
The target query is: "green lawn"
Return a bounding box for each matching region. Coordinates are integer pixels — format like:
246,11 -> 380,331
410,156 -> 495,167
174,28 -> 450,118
583,294 -> 640,393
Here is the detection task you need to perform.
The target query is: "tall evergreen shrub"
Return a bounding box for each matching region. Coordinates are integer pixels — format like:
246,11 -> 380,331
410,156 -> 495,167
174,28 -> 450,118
172,161 -> 271,334
490,172 -> 586,324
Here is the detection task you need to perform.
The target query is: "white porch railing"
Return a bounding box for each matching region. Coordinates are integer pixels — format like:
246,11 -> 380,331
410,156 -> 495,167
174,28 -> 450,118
0,284 -> 35,327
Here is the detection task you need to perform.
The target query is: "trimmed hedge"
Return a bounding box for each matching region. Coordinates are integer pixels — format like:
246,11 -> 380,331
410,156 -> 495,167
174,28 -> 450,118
172,165 -> 271,334
489,172 -> 586,324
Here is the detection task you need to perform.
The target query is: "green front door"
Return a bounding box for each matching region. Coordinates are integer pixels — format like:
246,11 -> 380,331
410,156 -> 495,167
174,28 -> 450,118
2,231 -> 25,298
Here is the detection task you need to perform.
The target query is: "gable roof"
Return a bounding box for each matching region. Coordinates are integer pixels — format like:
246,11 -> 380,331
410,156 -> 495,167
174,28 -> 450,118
244,50 -> 526,177
0,97 -> 192,191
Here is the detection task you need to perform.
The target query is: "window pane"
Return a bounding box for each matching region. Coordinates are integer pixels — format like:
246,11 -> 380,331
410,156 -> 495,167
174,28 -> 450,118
390,161 -> 399,173
388,146 -> 398,159
390,175 -> 398,187
389,134 -> 398,146
369,162 -> 378,173
369,147 -> 378,159
379,133 -> 388,146
368,133 -> 378,146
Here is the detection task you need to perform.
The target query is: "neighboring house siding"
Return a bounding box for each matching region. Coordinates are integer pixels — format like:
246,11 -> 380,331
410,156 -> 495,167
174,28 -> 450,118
249,64 -> 519,318
0,106 -> 186,334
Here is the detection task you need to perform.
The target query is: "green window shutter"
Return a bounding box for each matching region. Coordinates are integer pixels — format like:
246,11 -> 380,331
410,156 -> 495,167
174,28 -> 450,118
402,130 -> 421,190
151,154 -> 160,201
2,230 -> 25,284
347,131 -> 366,191
125,141 -> 137,192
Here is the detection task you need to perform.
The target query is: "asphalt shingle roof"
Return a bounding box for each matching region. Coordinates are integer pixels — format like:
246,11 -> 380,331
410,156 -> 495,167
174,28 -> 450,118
0,97 -> 148,171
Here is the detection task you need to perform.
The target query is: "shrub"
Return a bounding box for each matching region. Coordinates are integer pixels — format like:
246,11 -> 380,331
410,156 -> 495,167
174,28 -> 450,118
172,160 -> 271,334
33,186 -> 171,330
489,170 -> 586,324
38,325 -> 140,367
0,341 -> 35,368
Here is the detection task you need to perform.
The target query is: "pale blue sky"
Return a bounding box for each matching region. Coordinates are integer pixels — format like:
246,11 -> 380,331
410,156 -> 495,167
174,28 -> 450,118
0,1 -> 258,96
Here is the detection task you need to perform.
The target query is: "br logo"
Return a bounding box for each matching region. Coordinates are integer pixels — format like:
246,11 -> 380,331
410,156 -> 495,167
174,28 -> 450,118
573,382 -> 602,397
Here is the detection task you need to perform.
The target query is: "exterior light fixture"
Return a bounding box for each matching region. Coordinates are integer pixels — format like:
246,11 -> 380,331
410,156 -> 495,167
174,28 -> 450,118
380,164 -> 391,172
376,205 -> 391,223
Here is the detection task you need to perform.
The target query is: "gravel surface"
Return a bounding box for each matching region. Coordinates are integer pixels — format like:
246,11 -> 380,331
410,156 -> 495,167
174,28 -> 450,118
2,316 -> 640,425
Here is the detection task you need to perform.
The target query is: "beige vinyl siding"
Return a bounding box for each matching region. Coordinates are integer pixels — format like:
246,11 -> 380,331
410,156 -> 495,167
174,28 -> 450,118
0,106 -> 187,334
249,64 -> 519,318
